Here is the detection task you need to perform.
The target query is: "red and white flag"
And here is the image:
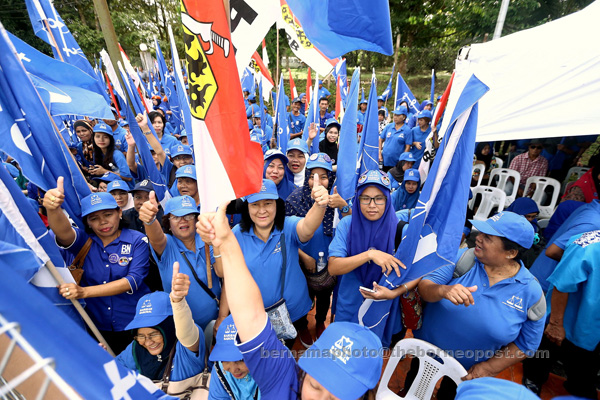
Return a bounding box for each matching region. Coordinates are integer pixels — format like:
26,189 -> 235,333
288,69 -> 298,99
306,67 -> 312,106
251,51 -> 274,102
181,0 -> 263,211
335,76 -> 344,121
262,39 -> 270,68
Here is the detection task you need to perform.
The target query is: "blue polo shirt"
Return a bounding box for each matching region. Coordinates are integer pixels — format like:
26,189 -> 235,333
116,334 -> 206,381
529,200 -> 600,292
232,217 -> 311,322
151,234 -> 220,330
318,111 -> 333,131
236,316 -> 298,399
112,126 -> 129,153
380,123 -> 411,167
547,231 -> 600,351
317,87 -> 330,99
288,112 -> 306,134
407,126 -> 431,168
415,258 -> 545,369
357,110 -> 366,126
59,228 -> 151,331
160,134 -> 179,152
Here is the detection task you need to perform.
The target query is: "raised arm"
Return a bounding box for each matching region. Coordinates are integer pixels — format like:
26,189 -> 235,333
138,191 -> 167,256
42,176 -> 76,247
136,113 -> 166,166
170,261 -> 200,353
296,173 -> 329,242
125,131 -> 138,175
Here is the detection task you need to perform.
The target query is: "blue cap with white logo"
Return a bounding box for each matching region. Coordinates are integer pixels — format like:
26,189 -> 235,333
377,95 -> 384,101
132,179 -> 154,193
307,152 -> 333,172
360,98 -> 368,105
264,148 -> 289,164
92,172 -> 120,183
246,179 -> 279,203
118,119 -> 129,127
417,109 -> 432,119
399,152 -> 416,162
292,97 -> 301,103
404,168 -> 420,182
171,144 -> 193,158
470,211 -> 534,248
125,292 -> 173,330
253,111 -> 261,118
299,322 -> 383,400
164,195 -> 198,217
357,170 -> 391,191
286,138 -> 308,154
247,93 -> 256,102
107,180 -> 129,193
93,121 -> 113,135
81,192 -> 118,217
393,106 -> 408,116
175,164 -> 196,180
179,129 -> 187,138
325,118 -> 341,131
209,315 -> 242,362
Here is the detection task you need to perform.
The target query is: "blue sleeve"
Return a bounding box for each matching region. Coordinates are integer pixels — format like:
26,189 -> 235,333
113,151 -> 133,180
132,162 -> 148,181
123,233 -> 150,293
548,234 -> 590,293
115,342 -> 136,371
284,215 -> 302,246
58,227 -> 90,255
328,216 -> 351,258
422,263 -> 455,285
553,218 -> 600,249
208,366 -> 230,400
236,316 -> 298,398
171,332 -> 206,381
514,302 -> 545,356
324,88 -> 331,97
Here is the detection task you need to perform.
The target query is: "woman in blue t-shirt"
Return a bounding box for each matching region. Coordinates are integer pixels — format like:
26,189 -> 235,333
87,121 -> 133,187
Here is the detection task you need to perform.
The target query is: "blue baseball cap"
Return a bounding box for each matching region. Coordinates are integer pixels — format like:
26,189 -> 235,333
404,168 -> 420,182
377,95 -> 384,101
81,192 -> 119,217
292,97 -> 301,103
242,87 -> 250,93
93,121 -> 113,135
247,93 -> 256,101
470,211 -> 534,248
456,377 -> 540,400
131,179 -> 154,193
360,99 -> 368,105
118,119 -> 129,127
92,172 -> 120,183
298,322 -> 383,400
417,110 -> 432,119
264,148 -> 289,164
179,129 -> 187,138
209,315 -> 242,362
399,152 -> 416,162
325,118 -> 340,131
357,169 -> 391,191
253,111 -> 261,118
318,79 -> 323,84
286,138 -> 308,154
171,144 -> 193,158
107,180 -> 129,193
307,152 -> 333,172
246,179 -> 278,203
125,292 -> 172,331
175,164 -> 196,180
393,106 -> 408,116
164,195 -> 198,216
421,100 -> 433,109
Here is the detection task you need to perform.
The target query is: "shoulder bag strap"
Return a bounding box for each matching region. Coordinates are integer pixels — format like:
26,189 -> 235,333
179,251 -> 219,306
160,343 -> 177,392
214,362 -> 235,398
279,233 -> 287,299
71,238 -> 93,269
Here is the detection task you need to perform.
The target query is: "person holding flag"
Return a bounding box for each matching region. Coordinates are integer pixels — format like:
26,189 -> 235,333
43,179 -> 151,354
379,105 -> 411,172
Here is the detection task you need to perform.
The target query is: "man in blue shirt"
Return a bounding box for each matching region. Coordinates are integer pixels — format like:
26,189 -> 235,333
379,106 -> 411,171
318,98 -> 333,134
288,97 -> 306,139
317,79 -> 330,100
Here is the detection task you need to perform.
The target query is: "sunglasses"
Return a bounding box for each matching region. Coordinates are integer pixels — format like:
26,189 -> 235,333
529,145 -> 543,150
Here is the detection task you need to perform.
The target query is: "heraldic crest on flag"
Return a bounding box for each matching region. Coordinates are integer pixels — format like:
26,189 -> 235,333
280,2 -> 313,50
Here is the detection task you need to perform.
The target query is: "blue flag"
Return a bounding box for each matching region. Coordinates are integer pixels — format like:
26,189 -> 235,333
259,75 -> 268,142
24,0 -> 108,101
357,74 -> 380,175
332,58 -> 349,107
395,72 -> 419,113
241,66 -> 256,94
275,75 -> 290,153
286,0 -> 393,58
380,64 -> 395,101
154,37 -> 169,90
7,31 -> 112,119
168,26 -> 192,143
0,27 -> 90,227
302,76 -> 320,155
335,67 -> 360,202
430,69 -> 436,104
357,75 -> 490,339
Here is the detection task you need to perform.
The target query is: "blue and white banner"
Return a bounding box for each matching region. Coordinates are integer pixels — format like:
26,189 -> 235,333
332,58 -> 349,107
394,72 -> 419,113
357,73 -> 380,175
275,74 -> 290,153
302,73 -> 320,154
168,25 -> 192,143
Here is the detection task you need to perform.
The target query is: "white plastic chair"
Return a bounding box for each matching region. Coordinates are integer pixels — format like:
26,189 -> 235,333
561,166 -> 590,195
524,176 -> 561,219
488,168 -> 520,207
471,164 -> 485,187
469,186 -> 507,221
376,338 -> 467,400
493,157 -> 503,169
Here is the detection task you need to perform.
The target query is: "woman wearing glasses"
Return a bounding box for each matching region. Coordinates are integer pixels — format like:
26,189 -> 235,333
328,170 -> 419,347
139,194 -> 222,330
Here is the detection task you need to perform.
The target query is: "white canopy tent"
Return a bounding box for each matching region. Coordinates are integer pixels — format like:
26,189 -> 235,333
443,0 -> 600,142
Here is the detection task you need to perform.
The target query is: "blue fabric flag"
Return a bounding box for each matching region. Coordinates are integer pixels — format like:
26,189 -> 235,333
395,72 -> 419,113
302,77 -> 320,155
0,27 -> 90,228
7,31 -> 112,119
259,75 -> 268,144
335,67 -> 360,202
357,75 -> 380,175
154,37 -> 169,90
168,26 -> 192,144
241,66 -> 256,94
275,75 -> 290,153
357,75 -> 490,339
380,64 -> 395,101
430,69 -> 435,104
286,0 -> 393,58
332,58 -> 349,108
24,0 -> 108,101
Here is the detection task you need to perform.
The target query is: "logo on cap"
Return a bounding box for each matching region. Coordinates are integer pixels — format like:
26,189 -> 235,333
140,299 -> 152,314
309,153 -> 319,160
260,183 -> 267,192
184,166 -> 193,174
181,197 -> 193,208
358,173 -> 368,184
490,212 -> 503,222
141,180 -> 149,186
90,194 -> 102,205
292,139 -> 301,144
381,175 -> 390,186
408,171 -> 415,177
177,145 -> 183,152
322,154 -> 332,162
330,336 -> 353,364
113,181 -> 121,187
223,324 -> 237,341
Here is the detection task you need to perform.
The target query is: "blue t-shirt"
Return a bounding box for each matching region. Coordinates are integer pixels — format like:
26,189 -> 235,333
407,126 -> 431,168
317,87 -> 330,100
232,217 -> 311,322
236,316 -> 298,399
380,123 -> 411,167
113,126 -> 129,153
151,234 -> 221,330
160,134 -> 179,152
58,228 -> 151,331
116,334 -> 206,381
357,110 -> 366,126
415,258 -> 545,369
288,113 -> 306,134
318,111 -> 333,131
546,230 -> 600,351
530,200 -> 600,291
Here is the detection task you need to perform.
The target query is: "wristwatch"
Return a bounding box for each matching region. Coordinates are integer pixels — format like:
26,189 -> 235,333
341,205 -> 350,213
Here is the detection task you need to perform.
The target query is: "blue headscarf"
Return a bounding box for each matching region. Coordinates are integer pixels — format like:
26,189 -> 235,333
263,154 -> 297,200
391,178 -> 420,211
347,184 -> 399,286
506,197 -> 540,232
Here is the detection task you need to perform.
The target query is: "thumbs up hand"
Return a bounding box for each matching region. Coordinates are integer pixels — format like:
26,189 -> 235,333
170,261 -> 190,303
311,172 -> 329,208
43,176 -> 66,211
328,186 -> 348,210
139,190 -> 159,225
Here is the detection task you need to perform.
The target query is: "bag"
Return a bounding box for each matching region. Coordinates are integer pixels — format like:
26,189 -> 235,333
305,267 -> 336,292
68,238 -> 92,285
155,344 -> 210,399
265,234 -> 297,340
400,289 -> 423,330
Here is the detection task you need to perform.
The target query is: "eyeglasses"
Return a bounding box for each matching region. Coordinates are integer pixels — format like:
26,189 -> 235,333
529,145 -> 543,150
358,195 -> 386,205
169,214 -> 196,222
134,332 -> 162,343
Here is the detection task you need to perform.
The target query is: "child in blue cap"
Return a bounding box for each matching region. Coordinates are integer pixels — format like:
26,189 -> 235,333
197,201 -> 383,400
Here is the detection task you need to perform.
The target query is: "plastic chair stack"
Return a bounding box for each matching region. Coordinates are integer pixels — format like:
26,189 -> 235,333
469,186 -> 507,221
488,168 -> 520,207
376,338 -> 467,400
524,176 -> 561,219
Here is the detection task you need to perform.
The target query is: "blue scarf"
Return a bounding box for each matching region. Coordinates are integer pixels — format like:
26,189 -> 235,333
218,362 -> 261,400
391,179 -> 420,211
263,156 -> 297,201
347,185 -> 399,286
